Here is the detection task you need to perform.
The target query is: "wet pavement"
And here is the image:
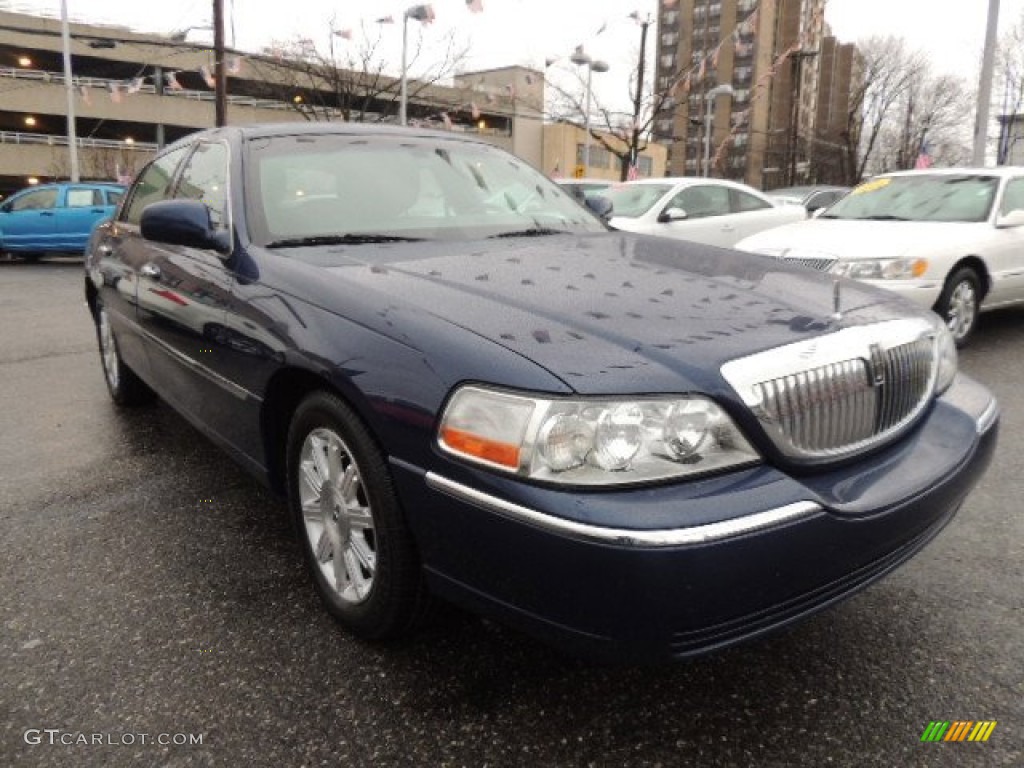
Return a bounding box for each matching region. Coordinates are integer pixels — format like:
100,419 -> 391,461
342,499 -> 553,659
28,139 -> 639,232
1,259 -> 1021,767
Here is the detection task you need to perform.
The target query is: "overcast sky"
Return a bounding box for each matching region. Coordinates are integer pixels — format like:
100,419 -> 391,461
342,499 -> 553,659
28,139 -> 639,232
6,0 -> 1024,112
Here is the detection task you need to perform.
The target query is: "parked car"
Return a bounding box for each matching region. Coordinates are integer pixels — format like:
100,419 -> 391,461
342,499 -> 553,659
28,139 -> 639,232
0,182 -> 124,260
85,124 -> 997,662
736,168 -> 1024,346
766,184 -> 851,215
555,177 -> 615,204
602,177 -> 806,247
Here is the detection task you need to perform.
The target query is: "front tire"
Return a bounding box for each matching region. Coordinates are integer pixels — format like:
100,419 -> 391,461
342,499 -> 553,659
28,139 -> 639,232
94,304 -> 154,406
286,391 -> 427,640
935,267 -> 981,348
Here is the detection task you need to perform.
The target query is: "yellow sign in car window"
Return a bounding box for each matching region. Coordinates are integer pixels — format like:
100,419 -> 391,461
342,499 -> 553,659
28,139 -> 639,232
851,178 -> 892,195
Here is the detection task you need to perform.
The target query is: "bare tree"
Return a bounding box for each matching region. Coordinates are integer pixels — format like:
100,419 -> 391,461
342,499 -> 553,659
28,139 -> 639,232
545,20 -> 668,181
245,17 -> 470,123
834,36 -> 972,182
844,36 -> 927,180
873,70 -> 972,172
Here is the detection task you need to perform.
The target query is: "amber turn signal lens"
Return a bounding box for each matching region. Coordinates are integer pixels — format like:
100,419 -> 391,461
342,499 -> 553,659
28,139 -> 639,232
440,426 -> 520,469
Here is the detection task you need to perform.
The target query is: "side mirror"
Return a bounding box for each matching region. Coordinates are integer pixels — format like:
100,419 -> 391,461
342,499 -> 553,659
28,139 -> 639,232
657,206 -> 688,223
995,209 -> 1024,229
584,194 -> 613,220
140,199 -> 231,255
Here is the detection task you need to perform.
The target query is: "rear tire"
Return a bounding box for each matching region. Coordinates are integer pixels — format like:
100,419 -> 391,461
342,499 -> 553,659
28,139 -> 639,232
934,267 -> 981,348
94,304 -> 155,406
286,391 -> 427,640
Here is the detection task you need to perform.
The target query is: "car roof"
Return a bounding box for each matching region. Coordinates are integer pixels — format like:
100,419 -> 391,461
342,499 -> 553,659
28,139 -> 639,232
876,167 -> 1023,179
166,122 -> 492,150
18,181 -> 123,188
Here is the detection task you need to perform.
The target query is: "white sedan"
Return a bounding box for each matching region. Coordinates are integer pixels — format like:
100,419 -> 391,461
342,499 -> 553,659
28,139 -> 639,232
601,177 -> 806,248
735,167 -> 1024,346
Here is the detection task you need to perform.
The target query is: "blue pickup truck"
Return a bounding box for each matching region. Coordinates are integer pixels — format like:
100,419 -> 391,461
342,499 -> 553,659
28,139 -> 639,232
0,182 -> 124,260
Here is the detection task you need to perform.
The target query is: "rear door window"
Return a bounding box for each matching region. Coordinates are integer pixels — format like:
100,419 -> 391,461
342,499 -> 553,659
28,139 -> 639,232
67,188 -> 104,207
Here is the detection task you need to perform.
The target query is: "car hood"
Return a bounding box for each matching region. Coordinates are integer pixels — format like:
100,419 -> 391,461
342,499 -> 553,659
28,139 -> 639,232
736,217 -> 988,259
312,233 -> 915,395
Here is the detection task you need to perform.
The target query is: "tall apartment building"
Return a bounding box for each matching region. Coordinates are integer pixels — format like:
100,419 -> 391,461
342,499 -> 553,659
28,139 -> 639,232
653,0 -> 828,189
812,34 -> 862,184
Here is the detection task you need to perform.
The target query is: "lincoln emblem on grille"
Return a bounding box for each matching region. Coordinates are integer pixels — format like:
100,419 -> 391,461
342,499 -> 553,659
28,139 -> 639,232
868,343 -> 886,386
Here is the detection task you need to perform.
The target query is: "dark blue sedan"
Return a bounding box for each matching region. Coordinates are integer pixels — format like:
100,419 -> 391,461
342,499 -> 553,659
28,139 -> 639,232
84,124 -> 997,662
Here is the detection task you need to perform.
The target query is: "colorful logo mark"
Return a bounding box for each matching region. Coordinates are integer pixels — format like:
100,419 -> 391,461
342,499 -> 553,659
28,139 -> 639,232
920,721 -> 997,742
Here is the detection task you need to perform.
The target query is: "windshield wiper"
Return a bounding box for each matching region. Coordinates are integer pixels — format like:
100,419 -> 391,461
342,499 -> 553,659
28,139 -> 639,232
488,227 -> 568,239
265,234 -> 424,248
857,215 -> 909,221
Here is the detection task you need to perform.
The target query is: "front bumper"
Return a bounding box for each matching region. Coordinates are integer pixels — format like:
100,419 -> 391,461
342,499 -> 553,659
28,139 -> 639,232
393,375 -> 997,663
859,277 -> 943,309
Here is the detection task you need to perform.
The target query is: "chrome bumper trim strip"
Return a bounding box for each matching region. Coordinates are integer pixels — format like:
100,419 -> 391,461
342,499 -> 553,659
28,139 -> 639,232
977,399 -> 1000,435
425,472 -> 821,548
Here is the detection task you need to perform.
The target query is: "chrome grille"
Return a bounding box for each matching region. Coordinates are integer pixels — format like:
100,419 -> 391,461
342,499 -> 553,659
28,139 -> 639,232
754,358 -> 875,453
721,320 -> 938,462
782,257 -> 836,272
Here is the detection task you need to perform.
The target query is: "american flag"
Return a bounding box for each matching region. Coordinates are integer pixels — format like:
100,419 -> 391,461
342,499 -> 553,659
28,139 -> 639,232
914,142 -> 933,169
626,162 -> 639,181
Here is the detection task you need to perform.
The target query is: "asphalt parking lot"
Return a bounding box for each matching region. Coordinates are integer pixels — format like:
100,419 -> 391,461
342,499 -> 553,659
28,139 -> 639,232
1,259 -> 1021,768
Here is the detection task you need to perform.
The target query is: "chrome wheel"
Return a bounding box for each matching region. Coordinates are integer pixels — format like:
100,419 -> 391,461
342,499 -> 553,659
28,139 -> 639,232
945,278 -> 978,343
297,428 -> 376,605
98,307 -> 120,391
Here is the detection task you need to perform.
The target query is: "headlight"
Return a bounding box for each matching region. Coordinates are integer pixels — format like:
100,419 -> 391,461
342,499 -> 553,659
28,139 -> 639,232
439,386 -> 760,486
831,258 -> 928,280
934,321 -> 958,394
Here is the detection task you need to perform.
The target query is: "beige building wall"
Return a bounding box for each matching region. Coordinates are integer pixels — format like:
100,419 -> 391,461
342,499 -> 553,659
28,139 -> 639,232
542,122 -> 667,181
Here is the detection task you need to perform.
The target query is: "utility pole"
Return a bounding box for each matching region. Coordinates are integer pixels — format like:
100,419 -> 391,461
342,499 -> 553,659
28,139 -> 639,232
626,13 -> 651,181
213,0 -> 227,127
972,0 -> 1000,165
60,0 -> 79,182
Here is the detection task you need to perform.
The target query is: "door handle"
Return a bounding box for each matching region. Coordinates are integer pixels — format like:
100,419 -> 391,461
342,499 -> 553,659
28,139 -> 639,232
721,224 -> 735,231
40,211 -> 55,216
140,263 -> 162,279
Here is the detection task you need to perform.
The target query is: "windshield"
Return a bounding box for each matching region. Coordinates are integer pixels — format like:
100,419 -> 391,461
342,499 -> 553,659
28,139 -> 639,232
599,183 -> 674,218
244,134 -> 607,246
823,174 -> 998,223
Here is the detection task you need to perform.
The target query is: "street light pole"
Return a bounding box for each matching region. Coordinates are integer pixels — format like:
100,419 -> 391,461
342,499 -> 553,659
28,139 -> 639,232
400,12 -> 409,125
570,47 -> 608,175
703,84 -> 733,177
972,0 -> 1000,165
399,5 -> 434,126
59,0 -> 79,182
